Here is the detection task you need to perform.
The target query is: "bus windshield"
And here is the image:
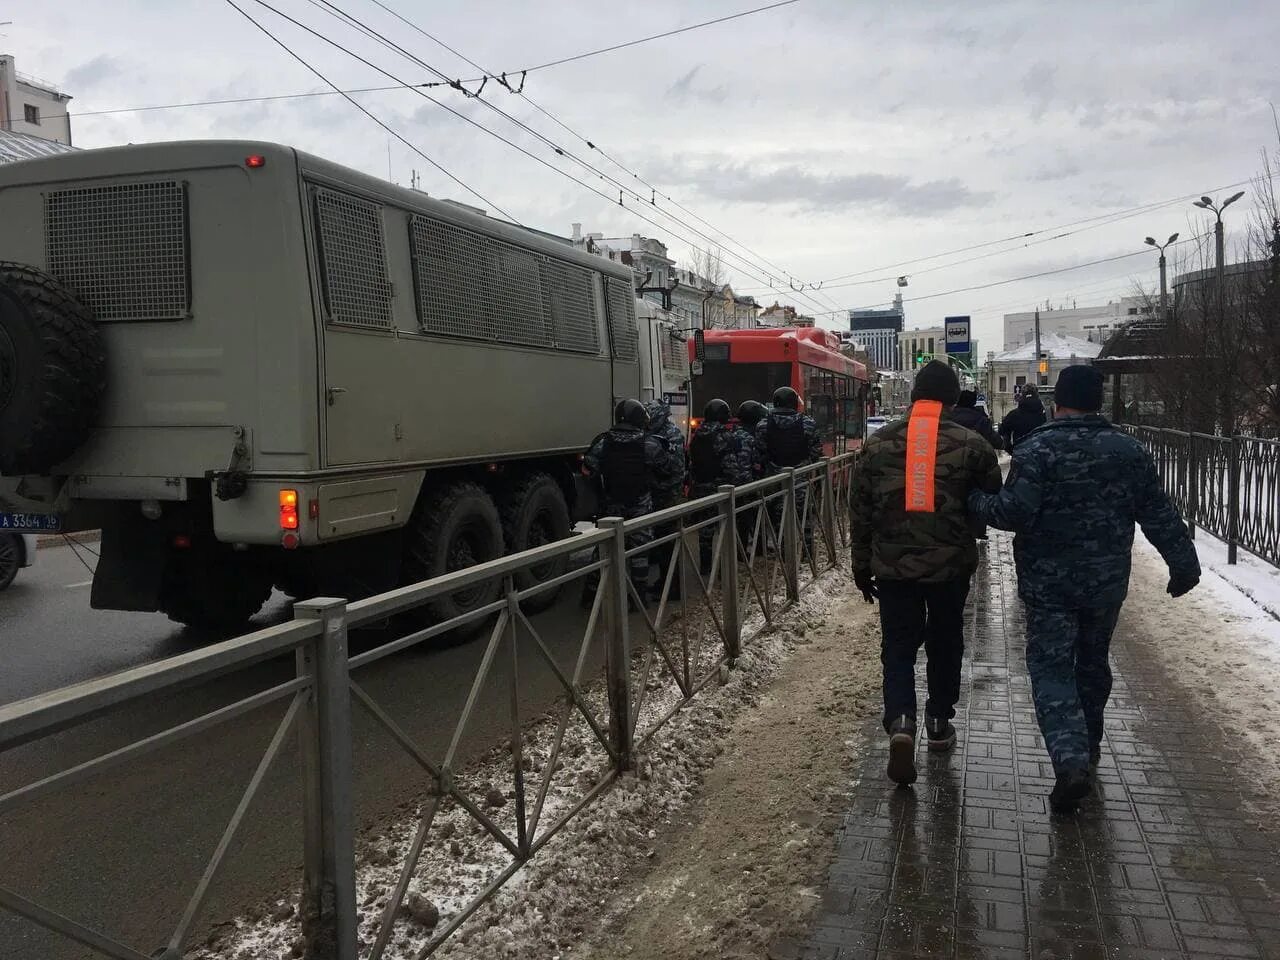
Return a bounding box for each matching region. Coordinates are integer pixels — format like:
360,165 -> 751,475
691,361 -> 792,414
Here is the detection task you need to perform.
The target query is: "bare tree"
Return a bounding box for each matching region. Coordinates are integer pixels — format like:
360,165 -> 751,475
683,244 -> 731,327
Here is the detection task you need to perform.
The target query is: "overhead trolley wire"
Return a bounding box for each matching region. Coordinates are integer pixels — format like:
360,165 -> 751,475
303,0 -> 841,315
222,0 -> 518,222
243,0 -> 838,317
362,0 -> 838,305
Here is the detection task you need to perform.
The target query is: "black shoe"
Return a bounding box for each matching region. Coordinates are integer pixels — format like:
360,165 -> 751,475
1049,768 -> 1091,813
886,716 -> 918,786
925,716 -> 957,753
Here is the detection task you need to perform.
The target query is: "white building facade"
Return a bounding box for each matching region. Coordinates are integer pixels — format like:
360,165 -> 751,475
898,325 -> 947,370
570,227 -> 759,330
984,332 -> 1102,422
0,55 -> 72,144
1002,297 -> 1152,351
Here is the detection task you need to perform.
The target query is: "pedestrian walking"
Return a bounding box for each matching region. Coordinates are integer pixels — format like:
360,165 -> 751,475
582,399 -> 669,602
951,390 -> 1003,452
998,384 -> 1047,449
968,365 -> 1200,811
850,361 -> 1002,786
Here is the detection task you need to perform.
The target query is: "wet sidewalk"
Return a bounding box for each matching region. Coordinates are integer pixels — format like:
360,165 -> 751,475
792,532 -> 1280,960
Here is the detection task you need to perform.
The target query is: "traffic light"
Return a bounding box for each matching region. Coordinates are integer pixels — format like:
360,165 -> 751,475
914,349 -> 924,367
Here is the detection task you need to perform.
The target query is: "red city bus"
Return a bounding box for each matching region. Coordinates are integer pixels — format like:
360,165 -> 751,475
688,327 -> 871,454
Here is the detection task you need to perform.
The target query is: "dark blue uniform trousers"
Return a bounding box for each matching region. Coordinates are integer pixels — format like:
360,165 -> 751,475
1024,602 -> 1123,774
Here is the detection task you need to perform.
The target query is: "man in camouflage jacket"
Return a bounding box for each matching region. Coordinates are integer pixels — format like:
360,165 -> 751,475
968,365 -> 1199,811
851,361 -> 1002,785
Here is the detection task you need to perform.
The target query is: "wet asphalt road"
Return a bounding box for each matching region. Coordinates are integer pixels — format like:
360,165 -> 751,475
0,540 -> 613,960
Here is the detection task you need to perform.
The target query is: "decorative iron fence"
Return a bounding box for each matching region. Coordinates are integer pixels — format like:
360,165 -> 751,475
1124,426 -> 1280,568
0,454 -> 855,960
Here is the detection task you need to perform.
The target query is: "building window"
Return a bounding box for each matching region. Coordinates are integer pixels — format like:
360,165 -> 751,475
998,375 -> 1007,392
927,337 -> 935,354
1127,307 -> 1138,315
23,104 -> 40,125
1015,375 -> 1027,387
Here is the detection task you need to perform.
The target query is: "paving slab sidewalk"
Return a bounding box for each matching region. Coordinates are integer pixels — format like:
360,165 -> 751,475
781,531 -> 1280,960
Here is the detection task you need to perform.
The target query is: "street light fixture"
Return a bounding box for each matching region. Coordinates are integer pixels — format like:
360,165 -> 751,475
1143,232 -> 1180,318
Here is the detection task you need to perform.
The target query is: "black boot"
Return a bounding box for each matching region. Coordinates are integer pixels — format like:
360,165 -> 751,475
925,716 -> 957,753
887,715 -> 918,786
1050,768 -> 1091,813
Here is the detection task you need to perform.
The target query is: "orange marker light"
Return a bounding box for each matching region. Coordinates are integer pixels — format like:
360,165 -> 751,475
279,489 -> 300,530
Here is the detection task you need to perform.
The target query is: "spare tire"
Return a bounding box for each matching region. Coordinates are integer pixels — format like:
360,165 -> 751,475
0,262 -> 106,475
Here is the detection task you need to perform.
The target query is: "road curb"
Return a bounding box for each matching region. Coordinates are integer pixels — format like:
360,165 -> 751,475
37,530 -> 102,549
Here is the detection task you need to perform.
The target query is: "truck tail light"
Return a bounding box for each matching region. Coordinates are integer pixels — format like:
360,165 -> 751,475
279,489 -> 299,530
245,154 -> 267,168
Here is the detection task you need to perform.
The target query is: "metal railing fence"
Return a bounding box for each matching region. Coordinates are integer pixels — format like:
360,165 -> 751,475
1124,425 -> 1280,568
0,453 -> 855,960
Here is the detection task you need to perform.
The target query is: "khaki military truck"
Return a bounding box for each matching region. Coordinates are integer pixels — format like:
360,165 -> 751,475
0,140 -> 687,628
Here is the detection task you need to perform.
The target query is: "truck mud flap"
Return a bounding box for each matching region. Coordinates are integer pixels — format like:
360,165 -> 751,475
91,513 -> 167,612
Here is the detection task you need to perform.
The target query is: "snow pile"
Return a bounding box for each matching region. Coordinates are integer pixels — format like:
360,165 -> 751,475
1184,531 -> 1280,625
195,569 -> 851,960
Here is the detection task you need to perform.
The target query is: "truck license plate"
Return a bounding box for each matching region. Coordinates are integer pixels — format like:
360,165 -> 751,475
0,512 -> 62,532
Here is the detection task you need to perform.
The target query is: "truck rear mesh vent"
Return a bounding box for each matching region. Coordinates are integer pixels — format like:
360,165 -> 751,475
659,329 -> 687,378
410,213 -> 600,354
315,189 -> 393,329
542,259 -> 599,354
44,180 -> 189,321
604,277 -> 639,362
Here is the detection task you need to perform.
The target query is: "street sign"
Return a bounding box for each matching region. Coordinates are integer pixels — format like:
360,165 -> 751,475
944,316 -> 970,355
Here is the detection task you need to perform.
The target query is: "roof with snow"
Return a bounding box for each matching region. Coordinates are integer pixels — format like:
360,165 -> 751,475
991,332 -> 1101,363
0,129 -> 78,164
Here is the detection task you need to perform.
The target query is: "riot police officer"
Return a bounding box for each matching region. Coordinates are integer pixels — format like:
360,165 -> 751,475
757,387 -> 823,471
687,399 -> 750,572
583,399 -> 668,601
644,399 -> 689,594
757,386 -> 823,557
733,399 -> 768,481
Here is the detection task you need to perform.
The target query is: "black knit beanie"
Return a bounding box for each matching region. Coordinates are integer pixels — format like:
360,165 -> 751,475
910,360 -> 960,406
1054,364 -> 1104,412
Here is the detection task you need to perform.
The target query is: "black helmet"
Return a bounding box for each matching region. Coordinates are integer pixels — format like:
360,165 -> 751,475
737,400 -> 767,426
703,398 -> 731,423
615,398 -> 648,428
772,386 -> 800,410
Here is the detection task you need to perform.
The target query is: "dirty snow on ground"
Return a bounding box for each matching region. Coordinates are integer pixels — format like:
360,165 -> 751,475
195,568 -> 850,960
1129,533 -> 1280,810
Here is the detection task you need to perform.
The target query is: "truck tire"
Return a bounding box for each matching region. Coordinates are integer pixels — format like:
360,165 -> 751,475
500,473 -> 571,613
0,262 -> 106,475
0,533 -> 21,591
404,481 -> 504,641
159,546 -> 273,630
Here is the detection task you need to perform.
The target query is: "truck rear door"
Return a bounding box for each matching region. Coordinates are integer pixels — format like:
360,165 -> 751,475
309,186 -> 401,466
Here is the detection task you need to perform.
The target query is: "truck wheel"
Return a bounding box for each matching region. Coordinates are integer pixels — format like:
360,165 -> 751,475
0,533 -> 20,591
159,546 -> 273,630
0,262 -> 106,475
500,473 -> 571,613
404,482 -> 504,641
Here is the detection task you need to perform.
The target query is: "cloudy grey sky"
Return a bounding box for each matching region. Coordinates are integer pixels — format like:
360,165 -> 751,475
8,0 -> 1280,350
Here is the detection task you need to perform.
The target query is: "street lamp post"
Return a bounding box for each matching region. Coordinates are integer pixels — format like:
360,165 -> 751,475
1143,232 -> 1180,319
1192,190 -> 1245,564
